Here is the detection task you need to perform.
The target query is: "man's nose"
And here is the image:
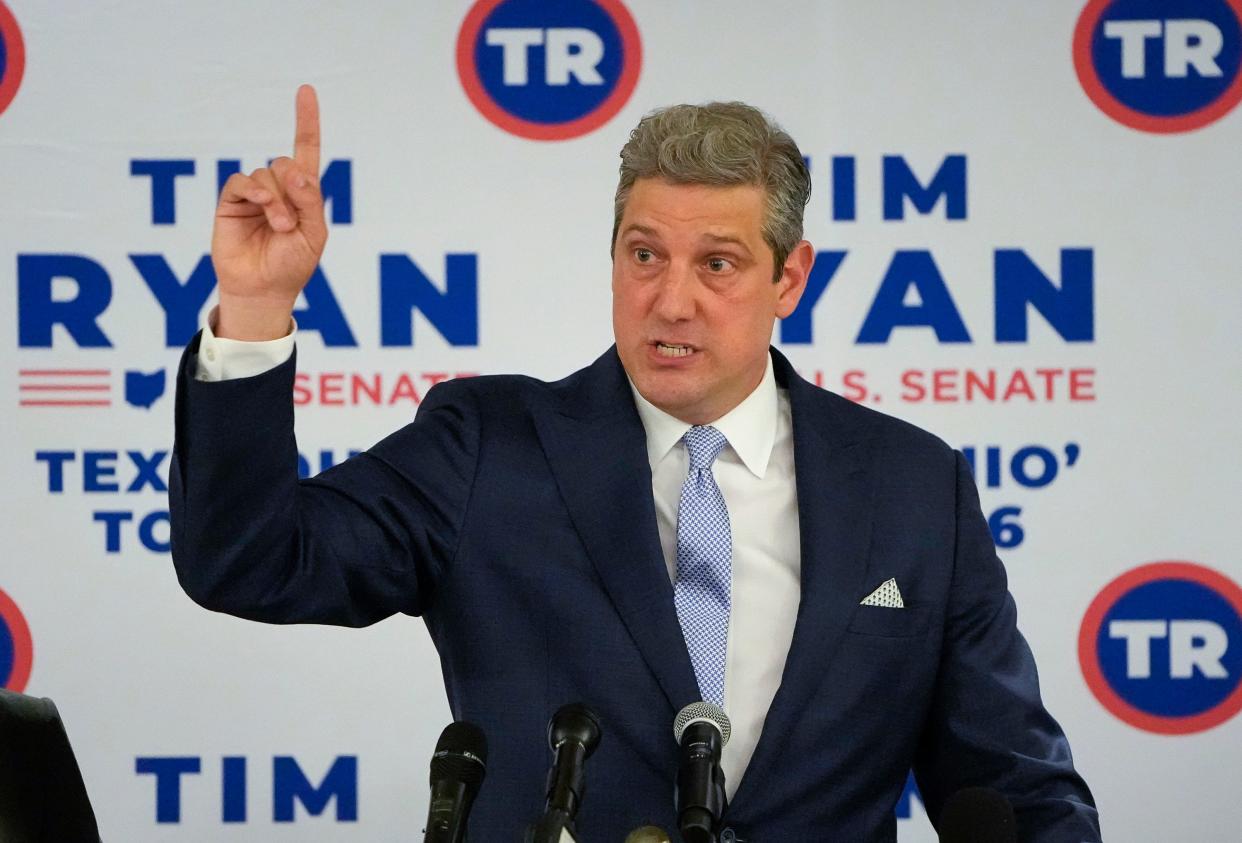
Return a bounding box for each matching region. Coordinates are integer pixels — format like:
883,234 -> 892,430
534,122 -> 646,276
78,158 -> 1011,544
652,262 -> 697,322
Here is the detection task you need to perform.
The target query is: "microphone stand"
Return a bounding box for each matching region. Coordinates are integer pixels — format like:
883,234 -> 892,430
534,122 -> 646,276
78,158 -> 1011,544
524,703 -> 601,843
526,810 -> 580,843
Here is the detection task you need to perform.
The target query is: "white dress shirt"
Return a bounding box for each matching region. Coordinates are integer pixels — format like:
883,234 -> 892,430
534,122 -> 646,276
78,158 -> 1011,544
197,314 -> 804,797
629,357 -> 801,797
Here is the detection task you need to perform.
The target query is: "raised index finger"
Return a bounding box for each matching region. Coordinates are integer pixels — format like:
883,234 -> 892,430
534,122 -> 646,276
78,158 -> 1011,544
293,84 -> 320,176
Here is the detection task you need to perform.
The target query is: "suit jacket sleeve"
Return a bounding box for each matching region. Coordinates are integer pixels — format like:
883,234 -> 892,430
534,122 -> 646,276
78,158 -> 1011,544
169,331 -> 479,626
912,452 -> 1101,842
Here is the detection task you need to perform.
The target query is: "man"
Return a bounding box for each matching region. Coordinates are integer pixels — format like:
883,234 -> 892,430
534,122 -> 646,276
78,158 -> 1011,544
171,86 -> 1100,840
0,689 -> 101,842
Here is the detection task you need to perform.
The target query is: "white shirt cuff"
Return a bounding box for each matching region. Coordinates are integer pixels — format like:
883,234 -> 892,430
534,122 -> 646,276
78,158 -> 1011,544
194,305 -> 297,382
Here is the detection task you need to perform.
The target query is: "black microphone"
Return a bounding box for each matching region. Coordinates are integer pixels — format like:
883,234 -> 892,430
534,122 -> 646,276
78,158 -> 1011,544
526,703 -> 602,843
673,701 -> 731,843
423,721 -> 488,843
938,786 -> 1017,843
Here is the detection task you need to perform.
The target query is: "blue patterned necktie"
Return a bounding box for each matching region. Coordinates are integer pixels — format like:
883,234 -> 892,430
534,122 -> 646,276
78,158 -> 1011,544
674,425 -> 732,707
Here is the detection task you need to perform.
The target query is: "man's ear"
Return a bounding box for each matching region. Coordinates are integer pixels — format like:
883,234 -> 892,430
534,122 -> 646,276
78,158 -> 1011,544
775,240 -> 815,319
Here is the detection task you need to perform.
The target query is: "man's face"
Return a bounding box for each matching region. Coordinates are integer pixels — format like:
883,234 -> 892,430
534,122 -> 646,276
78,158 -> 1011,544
612,177 -> 811,425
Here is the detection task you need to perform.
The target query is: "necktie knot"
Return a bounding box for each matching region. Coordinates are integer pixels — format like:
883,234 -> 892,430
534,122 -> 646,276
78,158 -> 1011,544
683,425 -> 728,470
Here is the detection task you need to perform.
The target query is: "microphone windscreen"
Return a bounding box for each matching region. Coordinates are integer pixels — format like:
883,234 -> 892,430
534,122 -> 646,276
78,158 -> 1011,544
938,786 -> 1017,843
624,826 -> 672,843
673,701 -> 732,747
431,721 -> 488,787
549,702 -> 602,755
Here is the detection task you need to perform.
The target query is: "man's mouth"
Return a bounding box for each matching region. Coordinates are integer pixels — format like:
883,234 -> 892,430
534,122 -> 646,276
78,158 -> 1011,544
655,342 -> 696,358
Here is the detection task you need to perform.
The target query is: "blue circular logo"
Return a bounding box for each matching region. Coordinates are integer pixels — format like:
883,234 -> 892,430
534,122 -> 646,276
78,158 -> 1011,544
457,0 -> 642,140
1074,0 -> 1242,132
0,1 -> 26,120
0,586 -> 33,692
1080,562 -> 1242,733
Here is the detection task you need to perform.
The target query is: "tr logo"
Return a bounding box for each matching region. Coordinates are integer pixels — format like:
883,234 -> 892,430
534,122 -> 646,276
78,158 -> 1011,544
456,0 -> 642,140
1079,561 -> 1242,733
1074,0 -> 1242,132
0,586 -> 33,693
0,0 -> 26,119
486,27 -> 607,87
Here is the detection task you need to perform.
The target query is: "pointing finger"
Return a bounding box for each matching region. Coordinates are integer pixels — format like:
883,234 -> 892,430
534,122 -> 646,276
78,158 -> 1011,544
293,84 -> 320,177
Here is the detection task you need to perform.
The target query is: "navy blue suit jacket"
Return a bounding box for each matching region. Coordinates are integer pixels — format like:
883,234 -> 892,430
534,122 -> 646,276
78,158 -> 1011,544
170,336 -> 1099,842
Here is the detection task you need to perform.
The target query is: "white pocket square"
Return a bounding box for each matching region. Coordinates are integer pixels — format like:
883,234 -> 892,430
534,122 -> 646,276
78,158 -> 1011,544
860,578 -> 904,608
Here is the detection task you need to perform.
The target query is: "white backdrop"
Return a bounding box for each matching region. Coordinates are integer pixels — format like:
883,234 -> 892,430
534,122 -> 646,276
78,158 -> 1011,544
1,1 -> 1240,840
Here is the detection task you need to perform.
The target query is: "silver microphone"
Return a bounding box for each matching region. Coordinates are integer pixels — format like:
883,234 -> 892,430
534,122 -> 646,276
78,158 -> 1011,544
673,701 -> 731,843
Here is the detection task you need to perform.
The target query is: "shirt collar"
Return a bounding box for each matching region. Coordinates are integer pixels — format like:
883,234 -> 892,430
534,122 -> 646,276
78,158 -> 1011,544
628,354 -> 778,480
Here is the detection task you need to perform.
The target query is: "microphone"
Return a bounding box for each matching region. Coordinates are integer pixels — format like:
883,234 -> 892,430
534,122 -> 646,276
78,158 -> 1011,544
624,827 -> 672,843
423,721 -> 488,843
526,703 -> 603,843
673,701 -> 731,843
938,786 -> 1017,843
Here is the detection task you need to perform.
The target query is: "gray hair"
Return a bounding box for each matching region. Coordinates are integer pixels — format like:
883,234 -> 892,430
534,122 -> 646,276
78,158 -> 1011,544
612,102 -> 811,280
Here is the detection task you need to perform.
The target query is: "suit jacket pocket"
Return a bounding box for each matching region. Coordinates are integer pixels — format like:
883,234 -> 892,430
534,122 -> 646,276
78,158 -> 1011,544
846,604 -> 932,638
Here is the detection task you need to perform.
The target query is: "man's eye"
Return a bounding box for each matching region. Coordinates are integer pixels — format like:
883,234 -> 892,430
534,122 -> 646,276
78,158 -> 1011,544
707,257 -> 732,272
634,248 -> 654,263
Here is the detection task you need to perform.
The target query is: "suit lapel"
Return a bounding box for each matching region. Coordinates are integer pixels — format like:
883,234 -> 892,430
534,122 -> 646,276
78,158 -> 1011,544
728,350 -> 879,815
532,348 -> 701,714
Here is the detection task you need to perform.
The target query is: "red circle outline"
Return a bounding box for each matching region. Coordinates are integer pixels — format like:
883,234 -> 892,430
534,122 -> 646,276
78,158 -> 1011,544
0,586 -> 33,693
455,0 -> 642,141
1078,561 -> 1242,734
1073,0 -> 1242,133
0,0 -> 26,119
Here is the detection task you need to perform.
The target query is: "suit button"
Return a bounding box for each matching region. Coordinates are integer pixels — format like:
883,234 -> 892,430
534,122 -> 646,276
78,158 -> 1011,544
720,829 -> 736,843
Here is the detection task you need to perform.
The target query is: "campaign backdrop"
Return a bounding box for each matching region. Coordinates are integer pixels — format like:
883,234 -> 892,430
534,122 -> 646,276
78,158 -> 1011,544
2,0 -> 1240,839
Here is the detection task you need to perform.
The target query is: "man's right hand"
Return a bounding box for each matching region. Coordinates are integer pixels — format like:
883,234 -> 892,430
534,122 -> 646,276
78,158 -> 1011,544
210,84 -> 327,340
